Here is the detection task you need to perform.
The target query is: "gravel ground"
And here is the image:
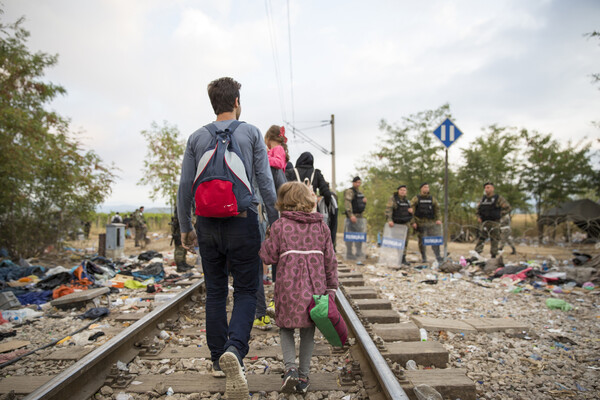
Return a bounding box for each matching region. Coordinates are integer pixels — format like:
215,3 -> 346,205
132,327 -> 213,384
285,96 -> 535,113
352,240 -> 600,400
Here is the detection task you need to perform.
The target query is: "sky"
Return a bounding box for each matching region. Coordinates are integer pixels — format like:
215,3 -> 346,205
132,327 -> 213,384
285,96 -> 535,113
3,0 -> 600,210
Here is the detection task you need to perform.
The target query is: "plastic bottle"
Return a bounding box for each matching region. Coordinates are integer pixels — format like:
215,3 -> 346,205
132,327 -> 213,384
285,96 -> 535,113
542,260 -> 548,271
419,328 -> 427,341
406,360 -> 417,370
1,308 -> 43,323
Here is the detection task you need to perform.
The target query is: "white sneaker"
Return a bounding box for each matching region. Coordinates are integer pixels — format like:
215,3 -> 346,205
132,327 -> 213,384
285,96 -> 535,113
219,347 -> 248,400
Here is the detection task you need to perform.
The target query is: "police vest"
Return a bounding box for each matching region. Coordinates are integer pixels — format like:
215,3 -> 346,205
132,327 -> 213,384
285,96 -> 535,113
414,196 -> 434,219
392,195 -> 412,224
479,194 -> 502,221
351,188 -> 366,214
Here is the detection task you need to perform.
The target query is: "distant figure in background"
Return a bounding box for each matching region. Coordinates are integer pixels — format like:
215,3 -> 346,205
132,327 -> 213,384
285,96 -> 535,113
286,152 -> 337,249
344,176 -> 367,260
262,124 -> 290,284
474,182 -> 511,259
499,214 -> 517,255
133,206 -> 148,248
111,212 -> 123,224
411,183 -> 442,263
83,221 -> 91,240
264,125 -> 289,191
385,185 -> 413,266
171,206 -> 193,272
123,213 -> 133,239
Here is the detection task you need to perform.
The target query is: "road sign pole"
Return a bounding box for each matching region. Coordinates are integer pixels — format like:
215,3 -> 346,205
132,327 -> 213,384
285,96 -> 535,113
444,148 -> 448,262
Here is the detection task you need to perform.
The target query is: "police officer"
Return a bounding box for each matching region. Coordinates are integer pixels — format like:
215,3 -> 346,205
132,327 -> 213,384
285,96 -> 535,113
411,183 -> 442,263
344,176 -> 367,260
171,206 -> 193,272
474,182 -> 511,258
133,206 -> 148,249
385,185 -> 413,266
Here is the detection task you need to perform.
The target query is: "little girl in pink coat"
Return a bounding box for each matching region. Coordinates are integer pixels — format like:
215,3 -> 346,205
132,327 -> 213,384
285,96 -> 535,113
259,181 -> 338,394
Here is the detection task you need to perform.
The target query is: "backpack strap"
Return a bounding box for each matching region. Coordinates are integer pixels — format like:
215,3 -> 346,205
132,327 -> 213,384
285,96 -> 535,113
204,120 -> 244,137
293,168 -> 301,182
310,170 -> 316,186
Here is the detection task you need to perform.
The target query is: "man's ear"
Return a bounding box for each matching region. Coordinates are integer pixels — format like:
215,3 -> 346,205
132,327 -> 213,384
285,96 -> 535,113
235,97 -> 240,107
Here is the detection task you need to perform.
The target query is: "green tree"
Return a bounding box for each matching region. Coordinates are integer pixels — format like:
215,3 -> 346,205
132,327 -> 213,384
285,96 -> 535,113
457,125 -> 528,216
520,130 -> 595,239
358,104 -> 450,236
138,121 -> 185,211
0,15 -> 115,258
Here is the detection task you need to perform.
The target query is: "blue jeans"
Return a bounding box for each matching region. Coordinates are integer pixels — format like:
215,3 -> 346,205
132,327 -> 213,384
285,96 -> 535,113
195,210 -> 260,362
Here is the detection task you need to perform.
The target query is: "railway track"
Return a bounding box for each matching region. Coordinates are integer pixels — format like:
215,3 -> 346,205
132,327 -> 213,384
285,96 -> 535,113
0,262 -> 476,400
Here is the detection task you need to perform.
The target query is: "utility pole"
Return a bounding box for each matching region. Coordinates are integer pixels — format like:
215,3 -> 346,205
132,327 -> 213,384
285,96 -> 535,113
331,114 -> 336,191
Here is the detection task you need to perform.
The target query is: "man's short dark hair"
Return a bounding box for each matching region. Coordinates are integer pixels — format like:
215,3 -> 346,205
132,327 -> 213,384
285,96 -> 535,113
207,77 -> 241,115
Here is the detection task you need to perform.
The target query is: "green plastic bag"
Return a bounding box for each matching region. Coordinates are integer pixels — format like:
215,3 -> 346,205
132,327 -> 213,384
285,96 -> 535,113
309,294 -> 348,347
545,298 -> 573,311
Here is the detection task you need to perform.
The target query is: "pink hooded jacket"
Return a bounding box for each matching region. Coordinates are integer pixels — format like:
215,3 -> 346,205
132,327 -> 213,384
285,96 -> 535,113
267,145 -> 287,171
259,211 -> 338,328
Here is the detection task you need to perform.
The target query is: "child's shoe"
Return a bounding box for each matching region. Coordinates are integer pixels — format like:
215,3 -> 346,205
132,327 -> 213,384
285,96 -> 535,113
280,367 -> 299,393
296,377 -> 310,394
253,315 -> 273,330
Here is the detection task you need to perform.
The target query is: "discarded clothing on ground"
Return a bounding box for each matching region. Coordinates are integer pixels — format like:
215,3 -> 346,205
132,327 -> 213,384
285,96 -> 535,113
78,307 -> 110,319
137,250 -> 163,261
0,260 -> 46,282
131,262 -> 164,282
16,290 -> 53,306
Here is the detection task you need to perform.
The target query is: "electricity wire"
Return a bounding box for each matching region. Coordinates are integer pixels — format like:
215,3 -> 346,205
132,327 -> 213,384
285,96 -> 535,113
265,0 -> 287,123
287,0 -> 296,132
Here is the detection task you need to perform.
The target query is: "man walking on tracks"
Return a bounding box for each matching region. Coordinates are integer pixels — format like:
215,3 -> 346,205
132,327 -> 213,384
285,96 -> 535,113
177,77 -> 278,400
474,182 -> 511,258
385,185 -> 413,266
411,183 -> 443,263
344,176 -> 367,260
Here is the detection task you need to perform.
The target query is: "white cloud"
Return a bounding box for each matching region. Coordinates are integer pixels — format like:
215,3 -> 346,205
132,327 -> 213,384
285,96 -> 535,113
3,0 -> 599,206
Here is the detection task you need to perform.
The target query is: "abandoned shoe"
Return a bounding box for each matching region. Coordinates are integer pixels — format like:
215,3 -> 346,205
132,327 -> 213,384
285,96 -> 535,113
296,377 -> 310,394
219,346 -> 248,400
281,367 -> 299,393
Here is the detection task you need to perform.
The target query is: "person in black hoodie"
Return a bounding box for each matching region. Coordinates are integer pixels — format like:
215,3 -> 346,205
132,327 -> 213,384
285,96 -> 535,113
286,152 -> 337,248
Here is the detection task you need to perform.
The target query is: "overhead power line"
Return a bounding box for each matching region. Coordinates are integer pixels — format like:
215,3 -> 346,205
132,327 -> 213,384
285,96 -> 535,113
285,121 -> 331,155
265,0 -> 287,122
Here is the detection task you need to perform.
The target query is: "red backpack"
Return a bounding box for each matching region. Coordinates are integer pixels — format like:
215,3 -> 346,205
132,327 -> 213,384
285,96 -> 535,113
192,121 -> 253,217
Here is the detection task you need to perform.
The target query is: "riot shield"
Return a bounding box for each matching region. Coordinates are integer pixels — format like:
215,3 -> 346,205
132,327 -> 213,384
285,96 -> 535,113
378,223 -> 408,267
344,218 -> 367,242
422,223 -> 444,246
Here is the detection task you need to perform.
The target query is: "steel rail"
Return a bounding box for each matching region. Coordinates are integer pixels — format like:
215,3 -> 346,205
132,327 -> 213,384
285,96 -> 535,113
336,288 -> 410,400
26,279 -> 204,400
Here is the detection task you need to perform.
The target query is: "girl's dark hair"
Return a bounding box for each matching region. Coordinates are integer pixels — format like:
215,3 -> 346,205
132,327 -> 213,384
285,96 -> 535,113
264,125 -> 290,162
207,77 -> 241,115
